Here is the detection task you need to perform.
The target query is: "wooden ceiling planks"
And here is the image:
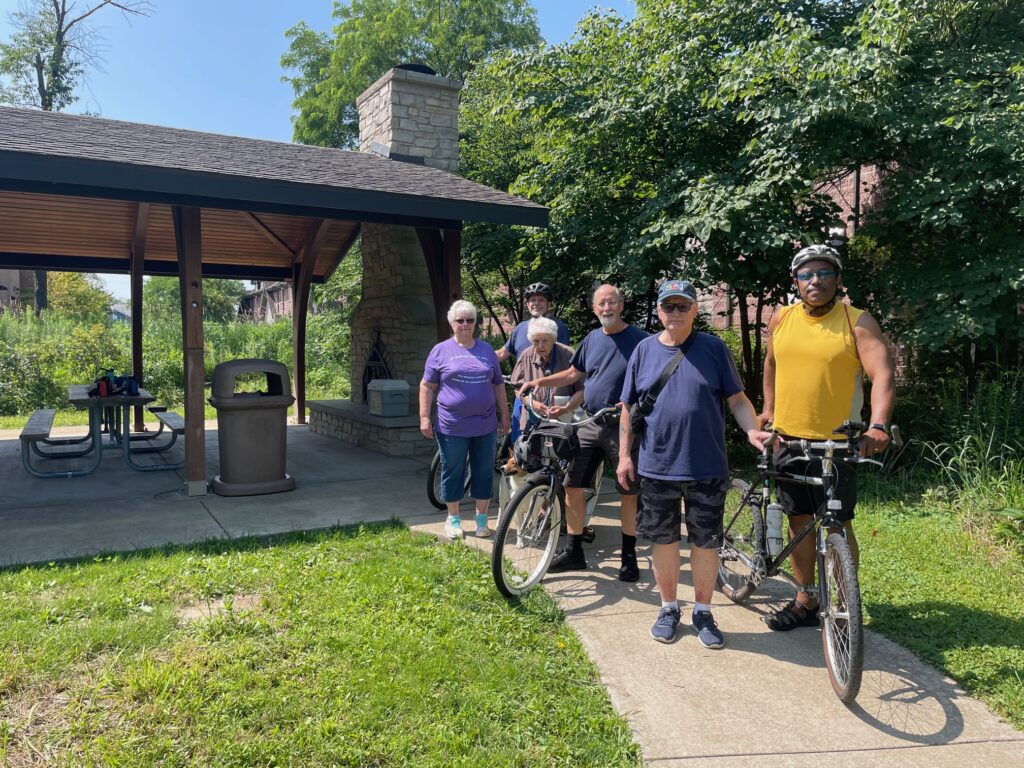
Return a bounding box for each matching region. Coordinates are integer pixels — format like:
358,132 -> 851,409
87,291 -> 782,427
0,190 -> 358,280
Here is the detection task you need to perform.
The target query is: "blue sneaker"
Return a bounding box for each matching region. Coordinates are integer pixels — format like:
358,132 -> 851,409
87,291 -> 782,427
693,610 -> 725,649
651,607 -> 680,643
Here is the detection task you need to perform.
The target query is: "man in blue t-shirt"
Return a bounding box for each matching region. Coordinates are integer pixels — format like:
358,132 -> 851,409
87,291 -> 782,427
521,284 -> 648,581
618,279 -> 771,648
495,282 -> 571,364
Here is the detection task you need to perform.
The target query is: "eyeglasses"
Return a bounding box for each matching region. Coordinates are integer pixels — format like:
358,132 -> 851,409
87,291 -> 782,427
796,269 -> 838,282
659,302 -> 693,314
453,317 -> 476,325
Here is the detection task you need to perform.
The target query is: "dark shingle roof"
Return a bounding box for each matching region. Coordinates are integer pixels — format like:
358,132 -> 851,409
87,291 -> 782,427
0,106 -> 547,228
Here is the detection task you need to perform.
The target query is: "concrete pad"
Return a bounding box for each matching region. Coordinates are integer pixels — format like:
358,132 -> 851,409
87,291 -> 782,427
410,500 -> 1024,767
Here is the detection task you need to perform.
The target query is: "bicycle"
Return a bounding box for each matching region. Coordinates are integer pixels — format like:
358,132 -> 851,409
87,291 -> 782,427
490,393 -> 619,598
717,420 -> 902,703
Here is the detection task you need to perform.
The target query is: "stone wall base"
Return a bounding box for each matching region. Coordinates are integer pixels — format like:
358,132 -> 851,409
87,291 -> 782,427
308,399 -> 435,459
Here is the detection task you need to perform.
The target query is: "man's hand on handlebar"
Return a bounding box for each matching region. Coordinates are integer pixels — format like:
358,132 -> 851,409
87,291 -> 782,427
518,380 -> 540,398
755,411 -> 773,430
547,404 -> 567,418
859,426 -> 889,457
746,428 -> 774,452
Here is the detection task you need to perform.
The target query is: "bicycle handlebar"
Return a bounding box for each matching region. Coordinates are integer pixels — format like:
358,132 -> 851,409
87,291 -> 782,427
519,386 -> 620,428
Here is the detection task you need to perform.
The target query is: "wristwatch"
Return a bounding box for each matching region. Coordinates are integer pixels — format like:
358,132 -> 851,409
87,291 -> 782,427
869,423 -> 889,435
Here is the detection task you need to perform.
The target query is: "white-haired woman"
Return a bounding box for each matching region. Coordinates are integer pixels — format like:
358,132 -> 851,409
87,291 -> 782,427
509,316 -> 582,432
420,299 -> 511,540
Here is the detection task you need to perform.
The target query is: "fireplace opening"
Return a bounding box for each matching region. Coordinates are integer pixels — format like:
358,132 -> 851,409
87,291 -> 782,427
362,329 -> 396,402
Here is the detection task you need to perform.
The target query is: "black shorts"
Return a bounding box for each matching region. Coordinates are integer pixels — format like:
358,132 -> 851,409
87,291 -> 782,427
565,417 -> 639,495
774,447 -> 858,523
637,476 -> 728,548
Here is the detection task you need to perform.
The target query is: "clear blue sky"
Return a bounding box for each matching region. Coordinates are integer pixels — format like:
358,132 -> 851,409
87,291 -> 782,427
0,0 -> 634,298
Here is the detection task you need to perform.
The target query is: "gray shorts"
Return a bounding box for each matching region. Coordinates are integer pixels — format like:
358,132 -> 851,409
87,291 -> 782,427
637,476 -> 729,548
565,417 -> 639,495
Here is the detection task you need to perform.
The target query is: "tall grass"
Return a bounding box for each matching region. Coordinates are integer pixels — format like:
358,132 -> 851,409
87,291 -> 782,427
915,371 -> 1024,554
0,309 -> 351,416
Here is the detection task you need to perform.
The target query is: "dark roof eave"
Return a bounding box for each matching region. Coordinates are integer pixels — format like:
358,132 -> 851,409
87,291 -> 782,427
0,149 -> 550,229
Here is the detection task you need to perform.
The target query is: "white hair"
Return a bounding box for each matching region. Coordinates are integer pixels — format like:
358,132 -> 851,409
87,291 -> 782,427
592,284 -> 624,304
446,299 -> 477,323
527,316 -> 558,341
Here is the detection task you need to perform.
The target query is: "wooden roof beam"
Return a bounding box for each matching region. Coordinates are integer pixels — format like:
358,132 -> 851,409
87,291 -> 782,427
240,211 -> 296,259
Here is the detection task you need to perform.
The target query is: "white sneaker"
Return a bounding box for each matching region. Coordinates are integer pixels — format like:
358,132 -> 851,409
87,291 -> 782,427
444,516 -> 464,540
475,513 -> 491,538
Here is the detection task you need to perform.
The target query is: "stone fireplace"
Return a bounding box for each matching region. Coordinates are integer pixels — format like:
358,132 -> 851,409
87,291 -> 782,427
308,66 -> 462,458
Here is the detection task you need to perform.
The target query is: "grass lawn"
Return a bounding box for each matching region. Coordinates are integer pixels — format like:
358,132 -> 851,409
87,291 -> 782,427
856,484 -> 1024,730
0,523 -> 640,767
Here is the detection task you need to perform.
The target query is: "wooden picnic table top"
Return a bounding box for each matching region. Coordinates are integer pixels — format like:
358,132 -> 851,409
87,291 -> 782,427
68,384 -> 156,408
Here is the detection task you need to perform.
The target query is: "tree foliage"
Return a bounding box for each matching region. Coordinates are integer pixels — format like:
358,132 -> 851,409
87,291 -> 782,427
0,0 -> 152,110
281,0 -> 540,148
143,277 -> 247,324
461,0 -> 1024,394
46,271 -> 112,321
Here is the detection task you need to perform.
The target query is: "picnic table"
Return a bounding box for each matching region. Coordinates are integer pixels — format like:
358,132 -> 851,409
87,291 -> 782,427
20,386 -> 184,478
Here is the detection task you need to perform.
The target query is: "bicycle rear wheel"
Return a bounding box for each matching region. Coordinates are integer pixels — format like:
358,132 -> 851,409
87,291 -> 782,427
491,480 -> 562,598
820,531 -> 864,703
717,478 -> 766,603
427,450 -> 473,510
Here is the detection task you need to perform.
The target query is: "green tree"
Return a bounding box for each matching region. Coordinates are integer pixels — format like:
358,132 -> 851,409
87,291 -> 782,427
46,271 -> 112,321
281,0 -> 540,148
0,0 -> 152,311
143,277 -> 247,324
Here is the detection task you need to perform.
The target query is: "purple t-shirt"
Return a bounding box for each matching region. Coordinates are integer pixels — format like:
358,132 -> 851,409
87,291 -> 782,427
423,338 -> 503,437
621,332 -> 743,481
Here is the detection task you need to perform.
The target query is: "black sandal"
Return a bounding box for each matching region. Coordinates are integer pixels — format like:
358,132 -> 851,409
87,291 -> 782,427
767,599 -> 820,631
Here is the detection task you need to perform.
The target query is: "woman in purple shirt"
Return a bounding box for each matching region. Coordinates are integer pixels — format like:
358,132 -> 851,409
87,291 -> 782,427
420,300 -> 511,540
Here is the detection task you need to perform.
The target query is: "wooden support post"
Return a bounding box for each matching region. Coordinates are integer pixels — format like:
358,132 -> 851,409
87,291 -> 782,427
130,203 -> 149,432
173,205 -> 207,497
292,220 -> 325,424
442,228 -> 462,307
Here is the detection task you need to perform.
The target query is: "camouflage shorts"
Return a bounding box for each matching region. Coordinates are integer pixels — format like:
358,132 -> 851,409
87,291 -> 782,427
637,476 -> 729,548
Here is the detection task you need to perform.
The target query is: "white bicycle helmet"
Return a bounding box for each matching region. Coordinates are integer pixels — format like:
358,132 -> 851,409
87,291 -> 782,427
790,244 -> 843,276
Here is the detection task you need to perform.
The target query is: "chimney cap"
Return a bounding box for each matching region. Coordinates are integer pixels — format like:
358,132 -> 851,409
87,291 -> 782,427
395,63 -> 437,76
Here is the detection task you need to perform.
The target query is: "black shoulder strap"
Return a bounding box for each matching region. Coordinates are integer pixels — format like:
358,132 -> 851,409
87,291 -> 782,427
636,348 -> 685,417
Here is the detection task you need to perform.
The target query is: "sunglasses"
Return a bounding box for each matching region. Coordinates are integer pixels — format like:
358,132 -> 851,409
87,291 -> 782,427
796,269 -> 838,282
453,317 -> 476,325
659,302 -> 693,314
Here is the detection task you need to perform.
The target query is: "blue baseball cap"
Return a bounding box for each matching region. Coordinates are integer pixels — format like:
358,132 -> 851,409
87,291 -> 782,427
658,279 -> 697,302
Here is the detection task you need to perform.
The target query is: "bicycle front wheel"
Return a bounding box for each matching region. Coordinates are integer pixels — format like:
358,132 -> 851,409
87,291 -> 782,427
717,479 -> 765,603
820,531 -> 864,703
491,480 -> 562,598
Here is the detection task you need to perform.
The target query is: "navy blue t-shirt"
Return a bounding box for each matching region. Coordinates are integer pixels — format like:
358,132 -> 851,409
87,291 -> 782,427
621,332 -> 743,481
503,317 -> 571,360
571,325 -> 649,412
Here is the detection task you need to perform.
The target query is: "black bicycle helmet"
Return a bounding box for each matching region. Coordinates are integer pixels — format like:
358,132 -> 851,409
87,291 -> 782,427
790,244 -> 844,276
524,282 -> 554,300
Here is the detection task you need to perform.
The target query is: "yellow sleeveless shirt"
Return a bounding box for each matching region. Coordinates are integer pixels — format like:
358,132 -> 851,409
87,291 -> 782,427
772,302 -> 864,439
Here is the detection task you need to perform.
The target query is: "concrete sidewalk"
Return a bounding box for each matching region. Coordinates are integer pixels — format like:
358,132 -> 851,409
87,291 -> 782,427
409,502 -> 1024,767
2,426 -> 1021,765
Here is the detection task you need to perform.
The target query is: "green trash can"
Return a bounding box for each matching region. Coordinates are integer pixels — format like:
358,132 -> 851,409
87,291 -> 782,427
208,358 -> 295,496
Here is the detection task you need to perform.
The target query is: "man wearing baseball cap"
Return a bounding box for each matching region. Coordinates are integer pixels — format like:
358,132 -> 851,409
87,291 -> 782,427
618,278 -> 771,647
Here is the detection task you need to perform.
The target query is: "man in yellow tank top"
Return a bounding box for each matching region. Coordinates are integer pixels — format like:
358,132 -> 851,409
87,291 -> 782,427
757,244 -> 895,631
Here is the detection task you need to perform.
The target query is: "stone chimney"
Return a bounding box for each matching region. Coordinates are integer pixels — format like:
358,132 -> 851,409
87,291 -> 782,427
345,67 -> 462,407
355,66 -> 462,173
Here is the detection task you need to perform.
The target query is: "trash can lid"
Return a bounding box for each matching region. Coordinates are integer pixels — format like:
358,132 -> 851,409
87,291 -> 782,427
212,358 -> 291,398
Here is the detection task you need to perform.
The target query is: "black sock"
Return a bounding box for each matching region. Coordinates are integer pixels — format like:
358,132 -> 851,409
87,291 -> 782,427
567,534 -> 583,553
621,533 -> 637,555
